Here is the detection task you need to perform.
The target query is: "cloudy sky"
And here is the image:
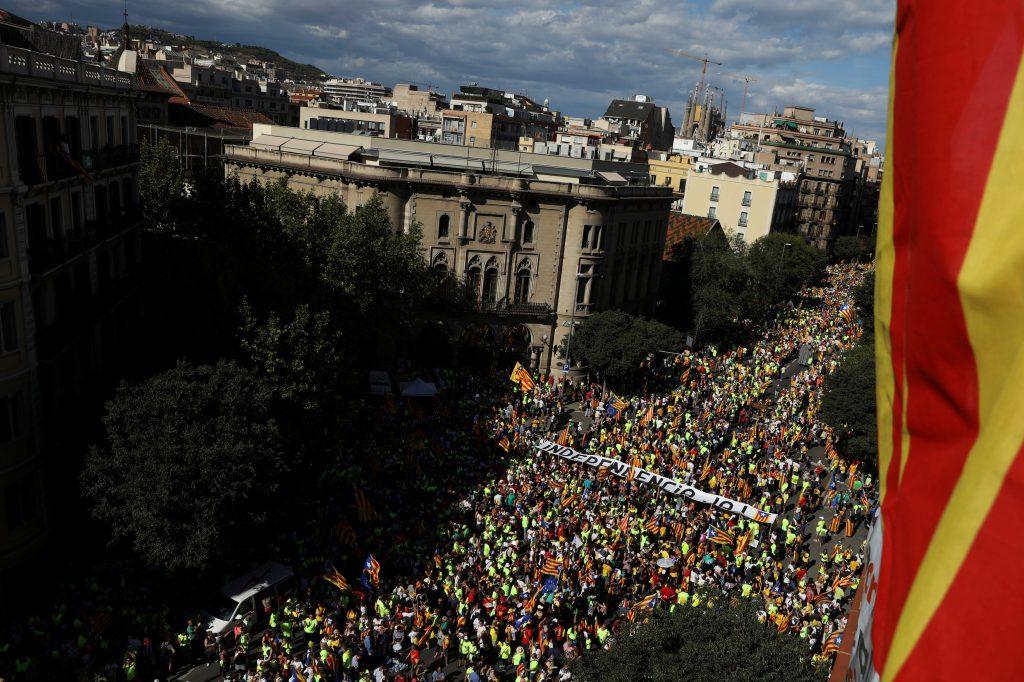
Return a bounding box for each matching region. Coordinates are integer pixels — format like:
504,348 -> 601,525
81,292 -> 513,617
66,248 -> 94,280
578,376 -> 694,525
14,0 -> 895,141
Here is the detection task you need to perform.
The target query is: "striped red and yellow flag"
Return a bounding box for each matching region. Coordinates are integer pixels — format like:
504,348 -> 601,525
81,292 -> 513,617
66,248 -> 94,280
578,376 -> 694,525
352,485 -> 380,523
540,556 -> 561,577
556,425 -> 570,446
853,3 -> 1024,680
639,405 -> 654,427
498,436 -> 511,452
509,362 -> 535,392
322,565 -> 350,592
708,526 -> 735,546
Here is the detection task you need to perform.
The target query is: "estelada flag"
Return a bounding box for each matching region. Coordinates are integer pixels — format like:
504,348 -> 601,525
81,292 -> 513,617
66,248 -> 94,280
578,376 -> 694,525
708,526 -> 735,546
556,425 -> 570,446
322,565 -> 350,592
509,362 -> 535,392
540,556 -> 561,577
352,485 -> 380,523
639,405 -> 654,427
854,3 -> 1024,680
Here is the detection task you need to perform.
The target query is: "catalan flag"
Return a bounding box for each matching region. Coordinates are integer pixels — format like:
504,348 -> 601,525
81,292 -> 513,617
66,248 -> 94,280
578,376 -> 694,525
853,5 -> 1024,679
556,425 -> 570,446
635,593 -> 659,610
735,529 -> 752,555
335,519 -> 357,546
509,362 -> 535,392
680,367 -> 691,384
823,631 -> 841,656
352,485 -> 380,523
322,565 -> 350,592
645,517 -> 660,534
540,556 -> 562,577
363,554 -> 381,586
498,436 -> 511,452
639,405 -> 654,427
708,526 -> 735,546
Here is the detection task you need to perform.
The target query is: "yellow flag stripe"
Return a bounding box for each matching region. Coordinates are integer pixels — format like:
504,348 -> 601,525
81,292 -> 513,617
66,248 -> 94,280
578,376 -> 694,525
884,54 -> 1024,679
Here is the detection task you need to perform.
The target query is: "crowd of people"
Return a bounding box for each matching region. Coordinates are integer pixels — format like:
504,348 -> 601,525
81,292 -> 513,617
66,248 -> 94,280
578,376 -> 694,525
0,263 -> 872,681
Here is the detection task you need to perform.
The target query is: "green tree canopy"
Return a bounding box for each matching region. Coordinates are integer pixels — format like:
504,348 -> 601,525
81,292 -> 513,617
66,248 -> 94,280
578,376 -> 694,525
138,138 -> 186,234
743,233 -> 825,317
82,360 -> 287,572
821,336 -> 877,467
689,230 -> 749,343
573,602 -> 824,682
570,310 -> 684,384
832,235 -> 870,262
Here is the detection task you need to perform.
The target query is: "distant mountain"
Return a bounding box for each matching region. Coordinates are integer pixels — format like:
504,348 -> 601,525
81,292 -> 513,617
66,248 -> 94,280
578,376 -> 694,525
114,24 -> 331,83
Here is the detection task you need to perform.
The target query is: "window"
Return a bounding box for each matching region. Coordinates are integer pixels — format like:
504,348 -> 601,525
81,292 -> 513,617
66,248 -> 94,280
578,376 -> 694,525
466,266 -> 482,301
469,137 -> 476,144
592,225 -> 603,250
70,193 -> 83,232
105,116 -> 114,146
643,220 -> 651,242
708,206 -> 717,218
0,213 -> 8,260
710,186 -> 720,201
0,301 -> 17,353
581,225 -> 592,249
4,472 -> 35,532
736,232 -> 745,243
514,266 -> 530,304
120,115 -> 128,145
482,265 -> 499,307
471,121 -> 477,129
617,222 -> 626,247
89,116 -> 99,149
739,211 -> 749,227
49,197 -> 62,238
651,174 -> 657,184
631,222 -> 638,244
438,214 -> 450,240
523,220 -> 535,244
742,191 -> 752,207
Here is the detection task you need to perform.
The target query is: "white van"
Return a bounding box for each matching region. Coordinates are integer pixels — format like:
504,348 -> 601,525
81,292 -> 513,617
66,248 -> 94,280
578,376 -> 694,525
203,562 -> 296,635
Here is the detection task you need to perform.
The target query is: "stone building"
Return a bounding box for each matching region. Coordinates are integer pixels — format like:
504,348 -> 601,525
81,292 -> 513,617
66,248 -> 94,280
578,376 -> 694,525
0,13 -> 143,592
223,125 -> 674,373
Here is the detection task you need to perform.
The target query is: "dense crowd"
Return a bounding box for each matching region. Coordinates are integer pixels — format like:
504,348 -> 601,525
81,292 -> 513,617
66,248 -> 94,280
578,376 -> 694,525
1,263 -> 871,681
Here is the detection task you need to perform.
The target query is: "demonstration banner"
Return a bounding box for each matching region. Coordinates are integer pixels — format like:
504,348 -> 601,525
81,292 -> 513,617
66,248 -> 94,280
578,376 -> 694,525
535,439 -> 776,523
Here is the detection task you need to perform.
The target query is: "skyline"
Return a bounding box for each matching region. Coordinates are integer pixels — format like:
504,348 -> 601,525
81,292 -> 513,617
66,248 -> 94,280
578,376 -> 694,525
11,0 -> 894,142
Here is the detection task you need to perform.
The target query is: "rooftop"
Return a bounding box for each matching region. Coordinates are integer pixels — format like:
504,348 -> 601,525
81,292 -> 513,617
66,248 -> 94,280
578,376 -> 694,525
603,99 -> 655,121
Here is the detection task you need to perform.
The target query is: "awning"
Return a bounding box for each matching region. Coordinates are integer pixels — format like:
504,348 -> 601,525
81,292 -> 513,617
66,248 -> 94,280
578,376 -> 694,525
598,171 -> 627,184
281,138 -> 323,153
315,143 -> 360,160
249,134 -> 292,150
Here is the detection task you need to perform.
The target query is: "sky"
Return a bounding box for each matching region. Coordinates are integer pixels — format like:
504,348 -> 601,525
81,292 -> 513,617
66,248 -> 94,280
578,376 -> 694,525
13,0 -> 895,142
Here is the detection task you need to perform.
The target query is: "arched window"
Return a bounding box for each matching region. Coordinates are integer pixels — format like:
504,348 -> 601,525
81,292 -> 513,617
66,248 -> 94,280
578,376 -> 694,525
482,258 -> 499,308
522,220 -> 534,244
432,252 -> 449,274
438,214 -> 450,239
465,257 -> 482,302
514,265 -> 531,304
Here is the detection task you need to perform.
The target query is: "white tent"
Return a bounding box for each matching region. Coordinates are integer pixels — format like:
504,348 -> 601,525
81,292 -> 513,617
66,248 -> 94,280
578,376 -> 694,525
399,378 -> 438,397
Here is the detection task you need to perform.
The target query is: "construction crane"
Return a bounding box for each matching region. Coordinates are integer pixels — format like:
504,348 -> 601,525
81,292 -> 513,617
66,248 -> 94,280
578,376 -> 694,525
723,72 -> 760,116
664,49 -> 723,100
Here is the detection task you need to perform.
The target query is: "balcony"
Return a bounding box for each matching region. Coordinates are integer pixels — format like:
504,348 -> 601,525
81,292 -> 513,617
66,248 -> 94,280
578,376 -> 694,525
741,198 -> 752,207
470,297 -> 553,319
82,144 -> 140,173
709,192 -> 720,202
738,220 -> 749,228
28,213 -> 139,275
574,302 -> 594,315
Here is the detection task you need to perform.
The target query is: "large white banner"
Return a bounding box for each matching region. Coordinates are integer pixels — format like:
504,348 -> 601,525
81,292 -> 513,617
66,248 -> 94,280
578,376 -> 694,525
535,439 -> 777,524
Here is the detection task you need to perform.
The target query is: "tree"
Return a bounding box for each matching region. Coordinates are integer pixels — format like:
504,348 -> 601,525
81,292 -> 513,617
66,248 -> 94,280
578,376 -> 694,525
821,336 -> 877,467
138,138 -> 186,235
570,310 -> 684,384
82,360 -> 288,572
689,231 -> 748,343
853,271 -> 874,331
832,235 -> 868,261
743,234 -> 824,318
573,601 -> 824,682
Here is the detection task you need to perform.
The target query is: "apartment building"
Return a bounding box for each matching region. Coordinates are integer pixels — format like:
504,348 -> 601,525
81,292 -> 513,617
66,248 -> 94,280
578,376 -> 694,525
300,104 -> 414,139
223,126 -> 673,372
442,85 -> 559,150
597,95 -> 674,151
647,152 -> 694,210
729,106 -> 856,248
322,77 -> 390,105
681,162 -> 799,245
387,84 -> 447,117
0,14 -> 143,588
